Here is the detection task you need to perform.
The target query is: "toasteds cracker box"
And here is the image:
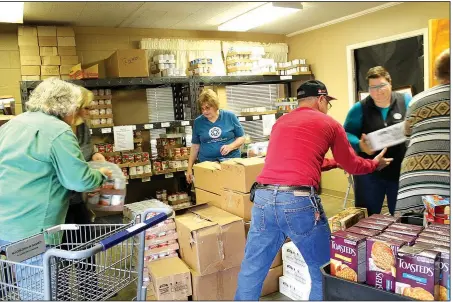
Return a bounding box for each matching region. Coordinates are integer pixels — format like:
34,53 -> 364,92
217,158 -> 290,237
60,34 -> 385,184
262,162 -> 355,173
354,220 -> 388,232
427,224 -> 450,232
328,208 -> 367,232
369,214 -> 401,223
386,225 -> 422,237
396,245 -> 441,301
380,231 -> 417,246
361,217 -> 394,227
415,237 -> 450,248
389,223 -> 424,233
330,231 -> 367,283
418,232 -> 450,243
421,228 -> 451,237
346,226 -> 382,237
366,236 -> 406,292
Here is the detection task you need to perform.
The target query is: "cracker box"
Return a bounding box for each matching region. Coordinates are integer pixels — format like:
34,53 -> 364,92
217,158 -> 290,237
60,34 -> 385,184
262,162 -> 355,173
369,214 -> 400,223
361,217 -> 394,227
386,224 -> 422,237
346,226 -> 382,237
379,232 -> 417,246
390,223 -> 424,232
427,224 -> 450,232
354,221 -> 388,232
396,245 -> 441,300
425,211 -> 450,225
415,237 -> 450,248
422,195 -> 450,216
328,208 -> 367,232
330,231 -> 367,283
420,229 -> 451,237
366,236 -> 406,292
418,232 -> 450,243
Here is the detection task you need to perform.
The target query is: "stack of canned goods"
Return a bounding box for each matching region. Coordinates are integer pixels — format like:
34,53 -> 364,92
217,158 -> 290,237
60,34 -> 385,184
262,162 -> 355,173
94,143 -> 114,154
158,147 -> 190,160
91,89 -> 112,96
152,159 -> 188,173
167,192 -> 189,205
156,190 -> 168,203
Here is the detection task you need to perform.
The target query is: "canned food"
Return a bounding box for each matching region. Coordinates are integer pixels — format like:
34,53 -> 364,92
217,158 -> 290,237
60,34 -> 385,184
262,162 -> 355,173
162,161 -> 169,170
105,99 -> 112,105
102,179 -> 115,189
122,154 -> 131,164
87,192 -> 100,205
98,89 -> 105,96
114,178 -> 126,190
106,118 -> 113,125
181,147 -> 188,156
99,195 -> 112,206
100,118 -> 107,124
134,153 -> 143,163
122,167 -> 128,177
90,100 -> 98,106
92,109 -> 100,116
182,160 -> 188,168
99,109 -> 106,115
105,144 -> 113,153
136,166 -> 144,175
98,100 -> 105,105
142,152 -> 150,161
168,139 -> 176,146
156,192 -> 162,200
144,164 -> 152,174
93,144 -> 99,153
135,131 -> 142,139
153,161 -> 162,172
105,89 -> 111,95
106,108 -> 113,115
91,89 -> 98,96
111,195 -> 124,206
129,167 -> 137,176
168,161 -> 175,169
97,144 -> 106,153
106,156 -> 115,163
114,155 -> 122,164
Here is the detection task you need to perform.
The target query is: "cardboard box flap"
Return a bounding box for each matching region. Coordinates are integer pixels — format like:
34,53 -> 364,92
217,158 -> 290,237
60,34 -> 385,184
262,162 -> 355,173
176,212 -> 217,232
147,257 -> 190,277
221,157 -> 265,167
189,204 -> 243,226
398,245 -> 440,260
194,161 -> 221,171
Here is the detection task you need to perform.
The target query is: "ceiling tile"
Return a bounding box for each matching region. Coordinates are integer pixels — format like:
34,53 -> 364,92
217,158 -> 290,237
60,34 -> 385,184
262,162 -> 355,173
75,2 -> 145,27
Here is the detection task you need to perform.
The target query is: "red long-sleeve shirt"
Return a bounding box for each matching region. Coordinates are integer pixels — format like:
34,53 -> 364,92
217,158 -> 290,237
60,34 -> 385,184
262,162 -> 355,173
257,107 -> 378,188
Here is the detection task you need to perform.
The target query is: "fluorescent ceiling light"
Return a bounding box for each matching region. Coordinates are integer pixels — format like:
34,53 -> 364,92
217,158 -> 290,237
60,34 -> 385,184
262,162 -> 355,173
218,2 -> 301,32
0,2 -> 24,24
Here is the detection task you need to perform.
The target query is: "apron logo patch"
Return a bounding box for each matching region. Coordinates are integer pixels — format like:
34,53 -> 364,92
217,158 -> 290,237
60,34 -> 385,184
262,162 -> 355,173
393,113 -> 402,120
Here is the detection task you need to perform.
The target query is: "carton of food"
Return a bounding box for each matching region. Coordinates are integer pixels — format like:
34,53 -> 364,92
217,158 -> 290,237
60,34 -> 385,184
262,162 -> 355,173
390,223 -> 424,232
366,236 -> 407,292
415,237 -> 450,248
369,214 -> 400,223
346,226 -> 382,237
396,245 -> 441,301
420,229 -> 450,237
418,232 -> 450,243
379,232 -> 417,246
354,221 -> 388,232
427,224 -> 450,232
330,231 -> 367,283
328,208 -> 368,232
361,217 -> 394,227
422,195 -> 450,216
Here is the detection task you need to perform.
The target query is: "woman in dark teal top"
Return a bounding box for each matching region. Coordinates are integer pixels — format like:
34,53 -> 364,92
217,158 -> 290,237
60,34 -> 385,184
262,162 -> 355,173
344,66 -> 411,215
186,89 -> 245,183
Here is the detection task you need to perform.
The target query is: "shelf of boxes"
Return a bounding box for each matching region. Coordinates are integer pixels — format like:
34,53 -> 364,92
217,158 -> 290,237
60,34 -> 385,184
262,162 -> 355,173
88,89 -> 114,128
150,53 -> 186,77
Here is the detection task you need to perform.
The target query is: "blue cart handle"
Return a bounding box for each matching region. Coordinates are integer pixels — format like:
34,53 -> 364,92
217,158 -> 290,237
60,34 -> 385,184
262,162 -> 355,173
99,208 -> 173,251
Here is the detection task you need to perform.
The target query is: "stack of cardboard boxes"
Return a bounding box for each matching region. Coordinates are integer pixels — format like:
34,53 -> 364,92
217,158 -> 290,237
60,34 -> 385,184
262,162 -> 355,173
18,25 -> 77,81
192,157 -> 284,298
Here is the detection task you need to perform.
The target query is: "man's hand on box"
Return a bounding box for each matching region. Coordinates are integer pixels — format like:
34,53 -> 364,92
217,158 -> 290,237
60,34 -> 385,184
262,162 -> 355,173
359,134 -> 375,155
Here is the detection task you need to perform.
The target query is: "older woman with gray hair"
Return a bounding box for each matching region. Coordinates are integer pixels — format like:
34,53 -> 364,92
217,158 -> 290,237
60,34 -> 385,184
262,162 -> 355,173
0,78 -> 111,246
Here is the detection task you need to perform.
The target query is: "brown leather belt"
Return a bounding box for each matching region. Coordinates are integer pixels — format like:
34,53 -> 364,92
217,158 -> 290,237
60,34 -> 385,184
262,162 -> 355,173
256,183 -> 313,193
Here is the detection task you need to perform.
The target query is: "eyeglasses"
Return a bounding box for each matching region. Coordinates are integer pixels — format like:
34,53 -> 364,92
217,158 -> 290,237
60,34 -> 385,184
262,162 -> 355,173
369,83 -> 389,91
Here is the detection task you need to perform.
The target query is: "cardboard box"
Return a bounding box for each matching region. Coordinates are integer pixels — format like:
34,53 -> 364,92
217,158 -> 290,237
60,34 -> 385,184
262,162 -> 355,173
19,46 -> 40,56
419,244 -> 450,301
330,231 -> 367,283
147,257 -> 192,300
69,63 -> 99,80
282,241 -> 308,269
420,229 -> 451,237
57,27 -> 75,37
21,75 -> 40,81
38,36 -> 58,47
244,222 -> 283,269
41,66 -> 60,76
427,224 -> 450,232
193,161 -> 222,195
329,208 -> 367,232
361,217 -> 394,227
379,231 -> 417,246
41,56 -> 61,66
354,221 -> 388,232
145,229 -> 178,246
144,242 -> 179,257
105,49 -> 149,78
40,47 -> 58,56
422,195 -> 450,216
283,260 -> 311,286
279,275 -> 311,300
175,204 -> 245,275
61,55 -> 79,66
369,214 -> 400,223
40,75 -> 60,80
60,65 -> 73,75
195,188 -> 220,208
220,158 -> 265,193
367,122 -> 406,151
20,56 -> 41,66
37,26 -> 56,37
419,232 -> 450,243
58,46 -> 77,56
145,219 -> 176,236
18,35 -> 38,46
57,36 -> 76,47
366,236 -> 406,292
261,265 -> 283,296
221,189 -> 252,221
21,66 -> 40,76
415,237 -> 450,248
18,26 -> 37,36
396,245 -> 440,300
191,266 -> 240,300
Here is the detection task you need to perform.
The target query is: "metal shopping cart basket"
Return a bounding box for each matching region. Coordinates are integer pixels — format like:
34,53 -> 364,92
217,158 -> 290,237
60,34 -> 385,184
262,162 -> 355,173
0,207 -> 173,301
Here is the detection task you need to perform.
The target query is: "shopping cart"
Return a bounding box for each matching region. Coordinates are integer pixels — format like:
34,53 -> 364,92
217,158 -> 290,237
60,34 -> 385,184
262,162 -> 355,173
0,207 -> 173,301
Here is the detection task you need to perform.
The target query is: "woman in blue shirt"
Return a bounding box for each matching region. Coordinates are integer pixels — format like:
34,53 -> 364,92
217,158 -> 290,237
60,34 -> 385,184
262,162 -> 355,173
186,89 -> 245,183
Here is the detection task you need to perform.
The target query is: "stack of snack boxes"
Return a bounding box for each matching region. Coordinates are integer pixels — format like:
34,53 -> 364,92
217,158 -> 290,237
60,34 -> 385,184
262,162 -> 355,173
423,195 -> 450,225
329,203 -> 451,301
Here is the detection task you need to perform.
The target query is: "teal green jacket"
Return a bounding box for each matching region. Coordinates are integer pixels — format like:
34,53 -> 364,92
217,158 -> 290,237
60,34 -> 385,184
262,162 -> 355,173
0,111 -> 104,242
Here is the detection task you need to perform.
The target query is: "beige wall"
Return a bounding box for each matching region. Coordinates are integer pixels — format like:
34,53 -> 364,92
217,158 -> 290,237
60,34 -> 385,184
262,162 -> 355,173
0,25 -> 285,114
287,1 -> 450,195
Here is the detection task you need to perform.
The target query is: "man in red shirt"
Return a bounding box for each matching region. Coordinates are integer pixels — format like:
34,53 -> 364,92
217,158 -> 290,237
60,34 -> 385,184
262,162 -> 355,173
235,80 -> 392,301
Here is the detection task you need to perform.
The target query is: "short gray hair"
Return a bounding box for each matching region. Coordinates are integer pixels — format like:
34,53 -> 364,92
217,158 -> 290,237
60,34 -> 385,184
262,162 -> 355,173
434,49 -> 450,83
298,96 -> 319,103
26,78 -> 82,118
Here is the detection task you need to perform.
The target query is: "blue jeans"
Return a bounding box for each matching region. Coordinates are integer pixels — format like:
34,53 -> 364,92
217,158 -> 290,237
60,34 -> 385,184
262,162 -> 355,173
235,188 -> 331,301
353,173 -> 399,215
